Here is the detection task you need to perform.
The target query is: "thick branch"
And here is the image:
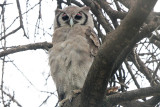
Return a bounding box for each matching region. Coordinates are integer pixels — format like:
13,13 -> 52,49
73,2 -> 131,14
80,0 -> 157,107
63,85 -> 160,107
105,85 -> 160,106
97,0 -> 126,20
0,42 -> 52,57
117,0 -> 134,8
145,96 -> 160,106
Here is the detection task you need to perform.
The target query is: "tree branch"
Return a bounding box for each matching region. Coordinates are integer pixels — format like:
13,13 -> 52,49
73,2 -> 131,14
0,26 -> 21,41
0,42 -> 52,57
16,0 -> 27,38
97,0 -> 126,20
1,89 -> 22,107
105,84 -> 160,106
124,60 -> 140,89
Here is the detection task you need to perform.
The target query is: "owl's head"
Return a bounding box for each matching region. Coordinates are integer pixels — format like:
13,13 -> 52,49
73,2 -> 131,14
54,6 -> 94,30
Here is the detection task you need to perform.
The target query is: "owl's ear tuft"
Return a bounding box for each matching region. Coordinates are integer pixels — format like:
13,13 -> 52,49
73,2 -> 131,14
55,9 -> 63,15
81,6 -> 90,12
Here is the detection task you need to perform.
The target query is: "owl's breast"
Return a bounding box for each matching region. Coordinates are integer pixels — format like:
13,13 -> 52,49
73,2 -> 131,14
49,34 -> 92,74
52,27 -> 70,44
52,34 -> 91,61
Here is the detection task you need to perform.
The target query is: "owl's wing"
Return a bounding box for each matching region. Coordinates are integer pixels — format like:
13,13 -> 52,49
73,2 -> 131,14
85,27 -> 101,57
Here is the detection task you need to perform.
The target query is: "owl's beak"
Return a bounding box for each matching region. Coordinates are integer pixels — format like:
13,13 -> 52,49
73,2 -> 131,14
69,18 -> 74,27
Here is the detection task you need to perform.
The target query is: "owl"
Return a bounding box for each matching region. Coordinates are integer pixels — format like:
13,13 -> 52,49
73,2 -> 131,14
49,6 -> 100,106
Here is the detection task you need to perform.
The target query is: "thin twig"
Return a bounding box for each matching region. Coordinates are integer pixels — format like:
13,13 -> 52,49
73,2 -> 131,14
2,90 -> 22,107
16,0 -> 28,38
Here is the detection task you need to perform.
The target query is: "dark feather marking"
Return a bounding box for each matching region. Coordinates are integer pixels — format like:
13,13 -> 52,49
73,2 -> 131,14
67,60 -> 72,70
56,12 -> 63,27
81,11 -> 88,25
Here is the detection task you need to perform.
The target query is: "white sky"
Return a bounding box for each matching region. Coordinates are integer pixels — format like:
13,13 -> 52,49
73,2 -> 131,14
0,0 -> 160,107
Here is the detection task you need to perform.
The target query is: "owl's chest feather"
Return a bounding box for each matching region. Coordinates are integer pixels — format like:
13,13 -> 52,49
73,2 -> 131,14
52,26 -> 88,44
53,32 -> 90,59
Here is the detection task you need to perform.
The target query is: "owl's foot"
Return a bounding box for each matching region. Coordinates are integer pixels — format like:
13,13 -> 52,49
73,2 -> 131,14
69,89 -> 81,102
72,89 -> 81,95
58,89 -> 81,107
59,98 -> 68,107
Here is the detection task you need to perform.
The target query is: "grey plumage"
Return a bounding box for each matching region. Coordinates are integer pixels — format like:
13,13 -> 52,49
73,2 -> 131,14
49,6 -> 100,105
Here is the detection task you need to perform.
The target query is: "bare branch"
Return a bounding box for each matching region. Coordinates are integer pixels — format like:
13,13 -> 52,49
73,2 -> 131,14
1,90 -> 22,107
0,42 -> 53,57
97,0 -> 126,20
0,26 -> 21,41
124,60 -> 140,89
0,3 -> 12,7
131,52 -> 157,85
0,2 -> 41,40
105,84 -> 160,106
71,0 -> 84,7
57,0 -> 63,9
16,0 -> 27,38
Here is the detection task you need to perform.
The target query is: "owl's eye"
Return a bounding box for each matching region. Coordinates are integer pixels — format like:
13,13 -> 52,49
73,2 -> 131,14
75,13 -> 82,20
62,13 -> 69,21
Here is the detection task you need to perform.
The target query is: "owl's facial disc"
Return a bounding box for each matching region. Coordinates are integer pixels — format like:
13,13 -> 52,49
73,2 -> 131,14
55,6 -> 93,29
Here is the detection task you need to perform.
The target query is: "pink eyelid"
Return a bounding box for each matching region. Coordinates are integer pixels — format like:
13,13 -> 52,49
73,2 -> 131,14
62,13 -> 67,16
76,13 -> 82,16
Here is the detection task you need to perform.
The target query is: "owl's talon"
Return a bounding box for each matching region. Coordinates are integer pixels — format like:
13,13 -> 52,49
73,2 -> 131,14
69,97 -> 72,102
59,89 -> 81,106
59,98 -> 68,107
72,89 -> 81,94
58,97 -> 73,107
